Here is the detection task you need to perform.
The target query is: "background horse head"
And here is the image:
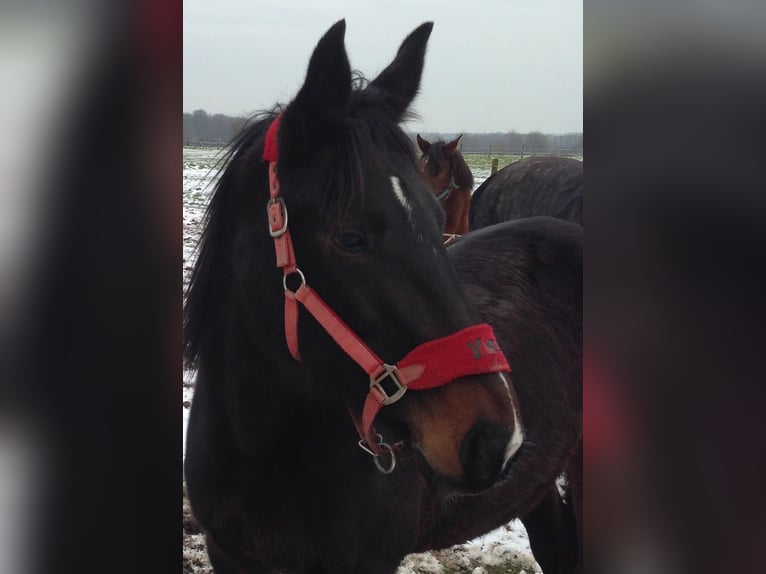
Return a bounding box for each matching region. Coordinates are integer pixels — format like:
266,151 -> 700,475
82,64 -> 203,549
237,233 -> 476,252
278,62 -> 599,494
416,134 -> 474,238
184,21 -> 525,574
469,156 -> 583,230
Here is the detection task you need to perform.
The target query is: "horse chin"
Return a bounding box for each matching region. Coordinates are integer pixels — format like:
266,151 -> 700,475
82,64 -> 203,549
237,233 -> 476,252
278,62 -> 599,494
411,444 -> 500,498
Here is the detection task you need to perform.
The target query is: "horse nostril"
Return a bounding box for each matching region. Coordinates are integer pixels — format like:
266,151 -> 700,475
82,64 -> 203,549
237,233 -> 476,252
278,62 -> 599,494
459,420 -> 512,492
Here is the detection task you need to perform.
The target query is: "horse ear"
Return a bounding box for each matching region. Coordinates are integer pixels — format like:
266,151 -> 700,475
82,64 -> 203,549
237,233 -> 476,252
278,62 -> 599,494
444,135 -> 462,155
368,22 -> 434,120
417,134 -> 431,153
280,20 -> 351,158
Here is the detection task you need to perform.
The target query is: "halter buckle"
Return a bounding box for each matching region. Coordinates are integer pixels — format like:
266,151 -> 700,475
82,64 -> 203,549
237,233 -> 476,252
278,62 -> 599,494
267,197 -> 288,237
370,363 -> 407,405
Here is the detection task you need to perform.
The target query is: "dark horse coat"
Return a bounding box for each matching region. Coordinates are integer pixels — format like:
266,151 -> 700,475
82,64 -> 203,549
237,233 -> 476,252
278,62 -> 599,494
470,156 -> 583,229
437,217 -> 582,574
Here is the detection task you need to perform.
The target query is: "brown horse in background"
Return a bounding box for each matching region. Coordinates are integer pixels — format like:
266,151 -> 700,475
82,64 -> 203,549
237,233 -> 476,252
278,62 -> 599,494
417,134 -> 474,239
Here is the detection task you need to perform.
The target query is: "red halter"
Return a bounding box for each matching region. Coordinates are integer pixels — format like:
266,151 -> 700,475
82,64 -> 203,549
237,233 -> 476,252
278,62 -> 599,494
263,114 -> 510,471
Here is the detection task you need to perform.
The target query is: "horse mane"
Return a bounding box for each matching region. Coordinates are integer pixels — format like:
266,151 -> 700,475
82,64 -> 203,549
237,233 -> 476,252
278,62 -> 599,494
183,109 -> 279,367
184,76 -> 419,368
449,147 -> 474,190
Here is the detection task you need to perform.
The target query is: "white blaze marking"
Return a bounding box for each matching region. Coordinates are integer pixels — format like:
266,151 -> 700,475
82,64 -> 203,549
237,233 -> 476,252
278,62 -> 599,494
498,372 -> 524,470
390,176 -> 411,214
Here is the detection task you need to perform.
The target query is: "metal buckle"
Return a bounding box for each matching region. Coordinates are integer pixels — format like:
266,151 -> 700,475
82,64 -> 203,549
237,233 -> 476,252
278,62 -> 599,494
370,363 -> 407,405
267,197 -> 288,237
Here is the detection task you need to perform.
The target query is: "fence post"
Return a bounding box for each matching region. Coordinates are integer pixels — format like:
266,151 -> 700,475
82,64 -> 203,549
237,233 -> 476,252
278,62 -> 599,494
491,158 -> 499,175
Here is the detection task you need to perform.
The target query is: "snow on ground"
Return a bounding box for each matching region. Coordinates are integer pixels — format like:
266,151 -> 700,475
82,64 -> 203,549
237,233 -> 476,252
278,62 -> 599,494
183,146 -> 226,293
182,146 -> 540,574
396,522 -> 540,573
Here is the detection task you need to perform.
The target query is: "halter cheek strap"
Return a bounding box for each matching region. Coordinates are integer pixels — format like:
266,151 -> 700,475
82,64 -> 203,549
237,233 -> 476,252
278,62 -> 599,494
436,175 -> 459,201
263,114 -> 511,469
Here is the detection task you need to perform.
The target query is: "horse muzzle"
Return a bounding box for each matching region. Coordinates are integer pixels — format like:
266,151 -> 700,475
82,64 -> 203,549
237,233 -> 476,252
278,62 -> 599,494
403,371 -> 524,494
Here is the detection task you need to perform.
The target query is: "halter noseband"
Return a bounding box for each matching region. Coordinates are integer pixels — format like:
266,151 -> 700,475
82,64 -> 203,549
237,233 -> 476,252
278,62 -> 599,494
436,174 -> 460,202
263,114 -> 510,472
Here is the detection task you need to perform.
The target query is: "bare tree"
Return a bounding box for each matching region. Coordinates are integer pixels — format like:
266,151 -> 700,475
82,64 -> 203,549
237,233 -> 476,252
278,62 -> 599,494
522,131 -> 550,153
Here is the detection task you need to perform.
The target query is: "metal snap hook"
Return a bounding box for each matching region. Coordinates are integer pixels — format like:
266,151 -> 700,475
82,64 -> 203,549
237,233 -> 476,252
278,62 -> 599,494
358,434 -> 397,474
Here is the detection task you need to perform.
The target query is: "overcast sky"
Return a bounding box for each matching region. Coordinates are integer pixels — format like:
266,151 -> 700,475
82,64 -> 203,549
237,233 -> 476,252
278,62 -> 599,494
183,0 -> 582,134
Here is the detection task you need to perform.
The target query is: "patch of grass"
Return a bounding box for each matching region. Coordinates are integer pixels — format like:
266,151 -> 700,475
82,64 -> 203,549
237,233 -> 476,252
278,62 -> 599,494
485,561 -> 538,574
463,153 -> 523,172
431,548 -> 540,574
461,154 -> 523,184
441,561 -> 536,574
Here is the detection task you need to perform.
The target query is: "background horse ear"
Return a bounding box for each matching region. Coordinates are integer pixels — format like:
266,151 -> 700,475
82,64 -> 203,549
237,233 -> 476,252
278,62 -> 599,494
444,135 -> 462,155
417,134 -> 431,153
368,22 -> 434,121
280,19 -> 351,160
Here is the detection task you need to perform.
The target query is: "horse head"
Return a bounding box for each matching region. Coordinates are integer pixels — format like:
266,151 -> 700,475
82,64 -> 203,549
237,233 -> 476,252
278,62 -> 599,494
416,134 -> 474,237
416,135 -> 469,198
189,20 -> 522,494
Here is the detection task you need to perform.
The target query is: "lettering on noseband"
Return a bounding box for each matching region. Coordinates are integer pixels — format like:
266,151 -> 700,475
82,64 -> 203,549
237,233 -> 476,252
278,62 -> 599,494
466,338 -> 501,359
485,339 -> 500,353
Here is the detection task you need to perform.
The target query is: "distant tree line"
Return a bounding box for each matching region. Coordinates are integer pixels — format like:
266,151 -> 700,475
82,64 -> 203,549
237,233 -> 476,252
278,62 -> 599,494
183,110 -> 582,155
183,110 -> 248,144
414,131 -> 582,156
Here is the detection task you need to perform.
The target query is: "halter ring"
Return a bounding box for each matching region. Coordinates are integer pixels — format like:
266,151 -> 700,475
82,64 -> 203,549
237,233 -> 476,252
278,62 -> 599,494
358,435 -> 397,474
283,268 -> 306,293
373,442 -> 397,474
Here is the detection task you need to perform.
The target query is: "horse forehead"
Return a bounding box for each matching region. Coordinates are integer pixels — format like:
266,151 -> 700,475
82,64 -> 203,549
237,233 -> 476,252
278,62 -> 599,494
424,151 -> 448,173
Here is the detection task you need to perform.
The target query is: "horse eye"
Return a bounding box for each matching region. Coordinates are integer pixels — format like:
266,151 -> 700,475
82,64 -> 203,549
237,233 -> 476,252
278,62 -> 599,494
333,230 -> 367,253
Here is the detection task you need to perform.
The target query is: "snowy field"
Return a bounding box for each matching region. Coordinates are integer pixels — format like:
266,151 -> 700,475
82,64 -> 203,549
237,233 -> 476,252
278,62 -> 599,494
182,145 -> 541,574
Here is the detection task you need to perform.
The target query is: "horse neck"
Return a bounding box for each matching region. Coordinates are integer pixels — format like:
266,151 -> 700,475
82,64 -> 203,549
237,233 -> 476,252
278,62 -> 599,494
192,184 -> 353,453
197,297 -> 354,457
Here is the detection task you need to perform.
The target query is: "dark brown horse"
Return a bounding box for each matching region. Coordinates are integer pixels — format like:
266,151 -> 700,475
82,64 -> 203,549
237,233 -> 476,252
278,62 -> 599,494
469,156 -> 583,229
466,155 -> 584,573
184,20 -> 581,574
440,217 -> 582,574
417,134 -> 474,239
